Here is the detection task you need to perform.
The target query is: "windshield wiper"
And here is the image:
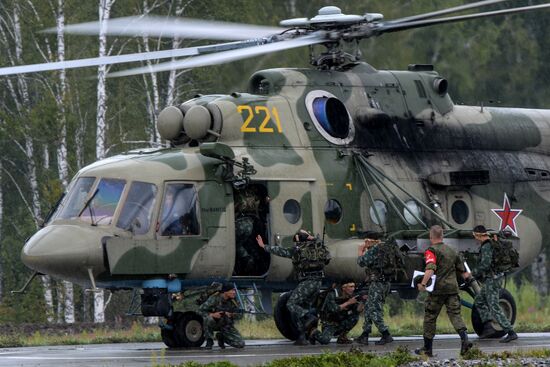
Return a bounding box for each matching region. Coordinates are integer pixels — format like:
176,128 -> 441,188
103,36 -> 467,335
78,188 -> 99,226
41,192 -> 66,228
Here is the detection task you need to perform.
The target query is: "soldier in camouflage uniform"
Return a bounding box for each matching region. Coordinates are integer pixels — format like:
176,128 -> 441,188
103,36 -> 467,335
472,225 -> 518,343
234,185 -> 269,275
199,283 -> 245,349
257,229 -> 331,345
355,234 -> 393,345
309,279 -> 363,345
415,225 -> 473,357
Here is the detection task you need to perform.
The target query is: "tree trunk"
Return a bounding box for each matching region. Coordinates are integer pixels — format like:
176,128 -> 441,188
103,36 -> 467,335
93,0 -> 116,323
531,253 -> 548,296
0,161 -> 3,303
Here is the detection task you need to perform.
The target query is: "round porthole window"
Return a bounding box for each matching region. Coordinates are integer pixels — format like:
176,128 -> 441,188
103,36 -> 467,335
283,199 -> 301,224
369,200 -> 387,225
404,200 -> 421,225
305,90 -> 355,145
324,199 -> 343,224
451,200 -> 469,224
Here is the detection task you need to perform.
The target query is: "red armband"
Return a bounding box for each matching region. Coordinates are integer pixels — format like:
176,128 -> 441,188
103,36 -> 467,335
425,250 -> 436,265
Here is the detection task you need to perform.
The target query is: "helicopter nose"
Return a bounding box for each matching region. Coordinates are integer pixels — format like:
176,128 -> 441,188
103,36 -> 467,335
22,224 -> 108,285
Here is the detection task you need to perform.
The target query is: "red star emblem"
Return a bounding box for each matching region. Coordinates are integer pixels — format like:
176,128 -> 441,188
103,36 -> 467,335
491,193 -> 522,236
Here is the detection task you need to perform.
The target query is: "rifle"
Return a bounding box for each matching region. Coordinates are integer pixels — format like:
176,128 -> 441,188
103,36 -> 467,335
353,281 -> 369,302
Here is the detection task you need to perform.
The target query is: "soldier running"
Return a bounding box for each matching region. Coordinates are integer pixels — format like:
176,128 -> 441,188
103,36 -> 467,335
355,233 -> 394,345
415,225 -> 473,357
309,279 -> 363,345
199,283 -> 245,350
472,225 -> 518,343
257,229 -> 331,345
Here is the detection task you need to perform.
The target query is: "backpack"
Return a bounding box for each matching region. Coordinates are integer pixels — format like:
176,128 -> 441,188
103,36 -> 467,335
491,237 -> 520,274
195,283 -> 223,305
376,240 -> 405,279
292,239 -> 331,272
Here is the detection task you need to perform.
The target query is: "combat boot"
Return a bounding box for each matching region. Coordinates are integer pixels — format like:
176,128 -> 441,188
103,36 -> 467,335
414,337 -> 433,357
336,333 -> 352,344
459,330 -> 473,355
500,330 -> 518,343
355,331 -> 369,345
302,313 -> 318,332
308,329 -> 319,345
216,333 -> 226,349
294,333 -> 309,346
205,338 -> 214,350
375,330 -> 394,345
479,322 -> 495,339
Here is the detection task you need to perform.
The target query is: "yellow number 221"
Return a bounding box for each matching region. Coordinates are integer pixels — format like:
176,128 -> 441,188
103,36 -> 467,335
238,105 -> 283,133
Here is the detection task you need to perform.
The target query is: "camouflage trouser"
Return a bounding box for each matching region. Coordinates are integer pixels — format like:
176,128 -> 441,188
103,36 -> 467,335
362,281 -> 390,334
474,277 -> 512,332
287,278 -> 322,331
203,316 -> 245,348
313,314 -> 359,344
423,293 -> 467,339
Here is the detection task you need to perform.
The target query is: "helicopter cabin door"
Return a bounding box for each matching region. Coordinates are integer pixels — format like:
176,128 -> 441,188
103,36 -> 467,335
446,191 -> 474,229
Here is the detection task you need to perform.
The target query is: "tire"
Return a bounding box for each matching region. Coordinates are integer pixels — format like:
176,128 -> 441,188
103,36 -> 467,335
274,292 -> 300,341
174,311 -> 205,347
471,288 -> 516,338
161,313 -> 180,348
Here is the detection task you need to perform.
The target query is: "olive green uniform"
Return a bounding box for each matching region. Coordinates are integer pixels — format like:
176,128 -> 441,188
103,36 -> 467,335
473,240 -> 513,332
423,242 -> 467,339
357,244 -> 391,335
199,293 -> 245,348
310,289 -> 360,344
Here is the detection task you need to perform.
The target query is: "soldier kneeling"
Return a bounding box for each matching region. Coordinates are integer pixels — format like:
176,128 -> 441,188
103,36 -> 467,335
309,280 -> 363,345
199,283 -> 245,350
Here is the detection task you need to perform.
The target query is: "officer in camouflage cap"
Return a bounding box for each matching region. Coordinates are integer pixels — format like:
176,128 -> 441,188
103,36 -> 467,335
472,225 -> 518,343
309,279 -> 363,345
355,232 -> 393,346
199,283 -> 245,350
415,225 -> 473,357
257,229 -> 331,345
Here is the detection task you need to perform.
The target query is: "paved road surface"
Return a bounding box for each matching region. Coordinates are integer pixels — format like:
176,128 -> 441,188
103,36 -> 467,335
1,333 -> 549,367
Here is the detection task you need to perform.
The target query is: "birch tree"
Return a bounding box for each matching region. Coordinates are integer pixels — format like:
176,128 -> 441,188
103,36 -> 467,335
0,1 -> 55,322
93,0 -> 116,323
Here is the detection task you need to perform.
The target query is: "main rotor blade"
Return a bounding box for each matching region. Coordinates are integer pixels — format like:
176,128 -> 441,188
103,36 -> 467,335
53,16 -> 284,41
109,34 -> 325,77
0,39 -> 266,76
377,3 -> 550,34
387,0 -> 509,24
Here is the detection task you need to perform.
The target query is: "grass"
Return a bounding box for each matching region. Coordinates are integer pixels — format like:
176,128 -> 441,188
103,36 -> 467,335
151,346 -> 418,367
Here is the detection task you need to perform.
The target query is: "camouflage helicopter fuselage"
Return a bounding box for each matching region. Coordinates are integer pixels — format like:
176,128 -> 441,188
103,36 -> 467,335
22,62 -> 550,293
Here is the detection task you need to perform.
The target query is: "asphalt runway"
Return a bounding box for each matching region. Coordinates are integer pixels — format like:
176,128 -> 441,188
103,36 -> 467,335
1,333 -> 549,367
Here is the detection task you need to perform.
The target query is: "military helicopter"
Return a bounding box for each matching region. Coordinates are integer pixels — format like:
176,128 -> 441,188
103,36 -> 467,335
3,0 -> 550,348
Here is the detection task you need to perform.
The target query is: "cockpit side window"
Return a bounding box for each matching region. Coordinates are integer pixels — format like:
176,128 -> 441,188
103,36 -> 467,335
81,178 -> 126,225
116,182 -> 157,235
56,177 -> 96,220
159,183 -> 200,236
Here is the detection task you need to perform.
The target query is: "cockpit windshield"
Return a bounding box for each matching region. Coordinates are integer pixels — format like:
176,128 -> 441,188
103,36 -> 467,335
56,177 -> 96,220
82,178 -> 126,225
55,177 -> 126,226
116,182 -> 157,234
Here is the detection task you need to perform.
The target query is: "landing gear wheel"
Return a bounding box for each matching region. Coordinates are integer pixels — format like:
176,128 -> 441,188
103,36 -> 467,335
471,288 -> 516,338
161,314 -> 180,348
274,292 -> 300,341
174,311 -> 205,347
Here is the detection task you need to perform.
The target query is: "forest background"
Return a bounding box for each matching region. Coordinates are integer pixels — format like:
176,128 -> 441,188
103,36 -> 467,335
0,0 -> 549,328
